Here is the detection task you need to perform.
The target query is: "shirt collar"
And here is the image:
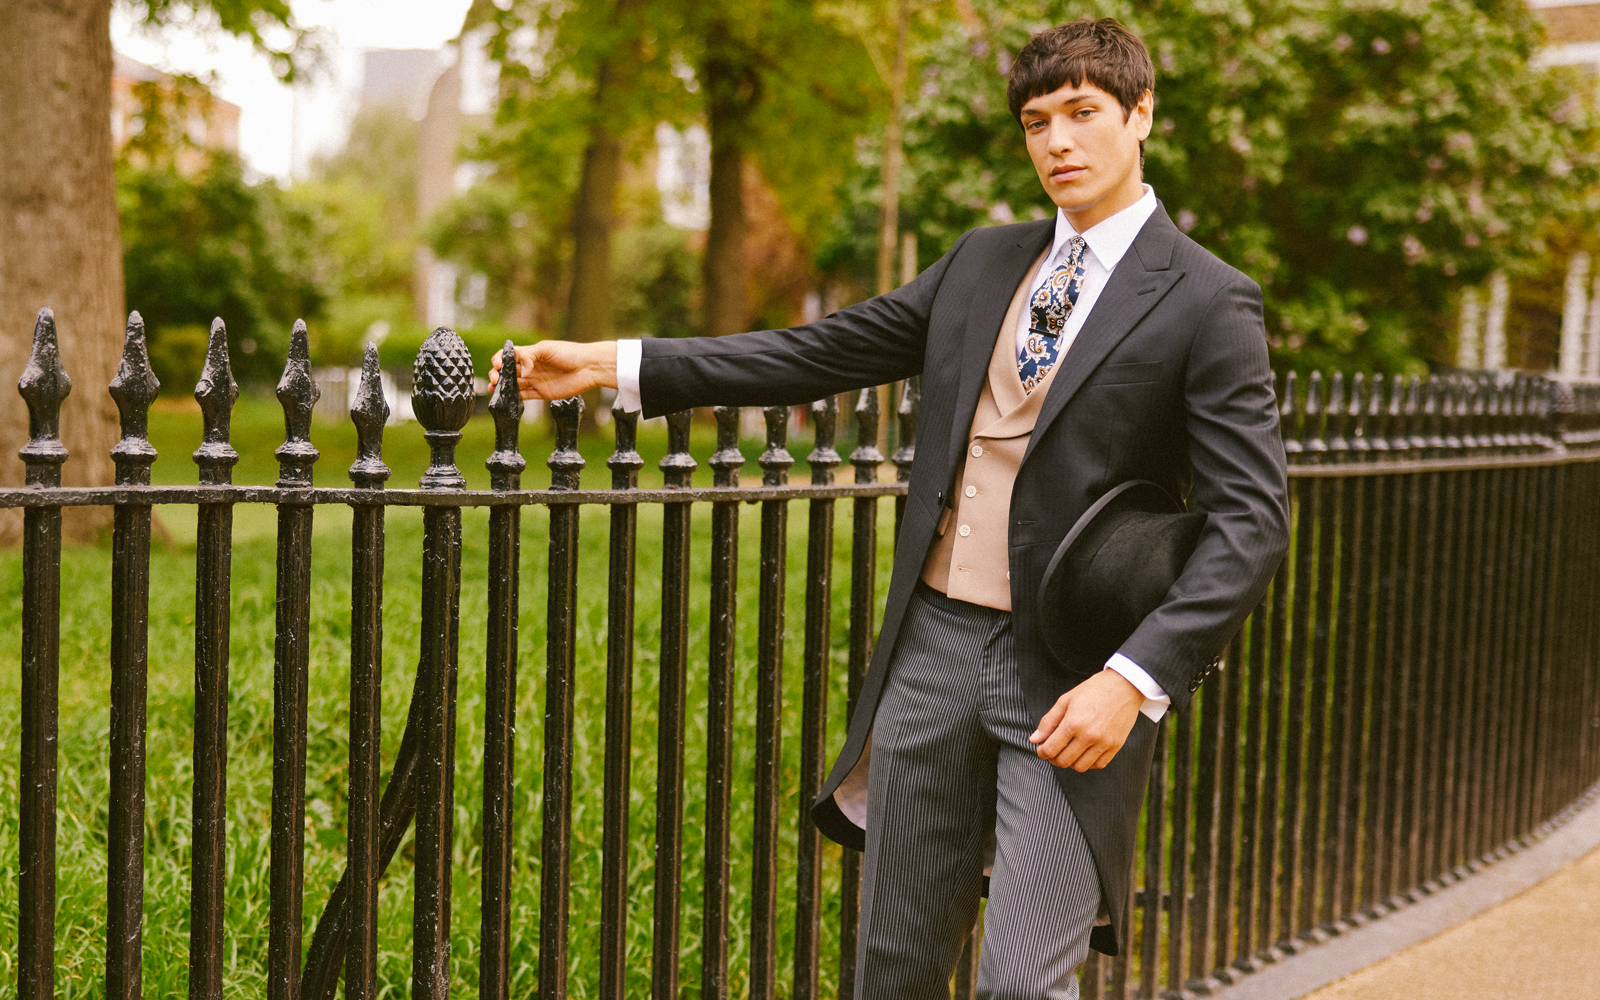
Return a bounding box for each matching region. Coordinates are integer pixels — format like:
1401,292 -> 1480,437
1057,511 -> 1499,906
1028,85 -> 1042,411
1048,184 -> 1158,272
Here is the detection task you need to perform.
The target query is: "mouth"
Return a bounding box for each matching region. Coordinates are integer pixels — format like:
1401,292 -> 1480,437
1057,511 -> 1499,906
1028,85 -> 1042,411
1050,165 -> 1088,183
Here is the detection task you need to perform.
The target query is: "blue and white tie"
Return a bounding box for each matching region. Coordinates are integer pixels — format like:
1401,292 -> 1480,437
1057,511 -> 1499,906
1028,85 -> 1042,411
1018,236 -> 1087,394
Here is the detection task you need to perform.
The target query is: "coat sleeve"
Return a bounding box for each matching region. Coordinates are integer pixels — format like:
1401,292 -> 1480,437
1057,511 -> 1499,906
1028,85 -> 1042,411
1116,276 -> 1290,713
637,230 -> 975,418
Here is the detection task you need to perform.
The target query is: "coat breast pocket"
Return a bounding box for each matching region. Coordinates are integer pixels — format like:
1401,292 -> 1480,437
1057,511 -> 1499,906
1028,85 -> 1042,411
1085,360 -> 1163,387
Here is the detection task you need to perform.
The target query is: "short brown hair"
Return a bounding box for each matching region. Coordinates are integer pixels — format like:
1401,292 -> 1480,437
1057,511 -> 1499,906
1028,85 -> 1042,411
1006,18 -> 1154,123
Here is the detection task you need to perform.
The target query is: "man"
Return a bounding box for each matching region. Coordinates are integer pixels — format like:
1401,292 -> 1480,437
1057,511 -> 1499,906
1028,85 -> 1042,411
493,18 -> 1288,999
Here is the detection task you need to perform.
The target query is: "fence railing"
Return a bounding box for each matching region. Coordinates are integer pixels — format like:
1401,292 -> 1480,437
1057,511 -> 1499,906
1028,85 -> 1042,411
6,307 -> 1600,1000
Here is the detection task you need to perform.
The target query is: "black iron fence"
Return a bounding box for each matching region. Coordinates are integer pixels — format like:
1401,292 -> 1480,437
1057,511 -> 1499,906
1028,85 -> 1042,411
6,307 -> 1600,1000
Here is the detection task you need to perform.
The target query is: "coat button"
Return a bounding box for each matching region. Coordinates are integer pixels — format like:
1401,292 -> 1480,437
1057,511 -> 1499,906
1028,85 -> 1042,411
958,524 -> 972,537
965,485 -> 977,497
971,444 -> 984,457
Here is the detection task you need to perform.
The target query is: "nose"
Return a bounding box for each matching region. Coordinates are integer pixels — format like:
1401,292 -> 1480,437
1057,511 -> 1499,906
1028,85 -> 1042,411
1047,118 -> 1075,156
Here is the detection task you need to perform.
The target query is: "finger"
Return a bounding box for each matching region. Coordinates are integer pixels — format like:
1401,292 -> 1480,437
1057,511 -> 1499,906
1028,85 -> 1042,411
1048,734 -> 1095,770
1034,717 -> 1073,758
1079,743 -> 1118,772
1030,694 -> 1072,743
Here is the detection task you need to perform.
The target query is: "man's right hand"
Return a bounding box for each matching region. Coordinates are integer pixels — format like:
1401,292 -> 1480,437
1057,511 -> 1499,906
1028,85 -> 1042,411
488,341 -> 618,401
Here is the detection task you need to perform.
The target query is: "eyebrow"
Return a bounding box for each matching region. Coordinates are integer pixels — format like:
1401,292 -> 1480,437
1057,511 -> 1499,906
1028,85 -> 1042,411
1021,94 -> 1096,115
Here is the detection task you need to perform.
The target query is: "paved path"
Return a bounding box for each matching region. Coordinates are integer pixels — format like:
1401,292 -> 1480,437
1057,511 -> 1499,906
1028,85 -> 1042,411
1301,843 -> 1600,999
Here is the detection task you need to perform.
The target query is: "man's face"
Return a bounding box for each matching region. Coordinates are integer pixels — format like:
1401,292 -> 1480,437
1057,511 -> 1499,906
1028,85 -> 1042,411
1021,81 -> 1153,230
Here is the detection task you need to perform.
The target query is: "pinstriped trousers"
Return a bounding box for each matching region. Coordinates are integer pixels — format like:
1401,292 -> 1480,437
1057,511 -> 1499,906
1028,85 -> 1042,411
856,583 -> 1099,1000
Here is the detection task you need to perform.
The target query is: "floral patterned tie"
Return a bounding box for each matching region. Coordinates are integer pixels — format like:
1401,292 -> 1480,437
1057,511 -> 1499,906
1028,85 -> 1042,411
1018,236 -> 1088,394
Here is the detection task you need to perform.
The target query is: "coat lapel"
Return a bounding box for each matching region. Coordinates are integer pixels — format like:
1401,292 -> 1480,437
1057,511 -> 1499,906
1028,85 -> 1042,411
945,220 -> 1055,473
1021,206 -> 1185,468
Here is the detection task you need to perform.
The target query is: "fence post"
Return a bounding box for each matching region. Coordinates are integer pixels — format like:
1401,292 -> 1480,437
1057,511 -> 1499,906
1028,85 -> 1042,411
106,311 -> 158,1000
701,406 -> 745,1000
796,395 -> 841,1000
410,328 -> 475,1000
17,308 -> 69,1000
344,344 -> 390,1000
190,318 -> 239,1000
600,398 -> 641,1000
540,392 -> 585,1000
482,342 -> 526,1000
269,321 -> 320,1000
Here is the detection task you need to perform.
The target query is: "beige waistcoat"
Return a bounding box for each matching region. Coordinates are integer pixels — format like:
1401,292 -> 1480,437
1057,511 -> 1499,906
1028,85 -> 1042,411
921,249 -> 1057,610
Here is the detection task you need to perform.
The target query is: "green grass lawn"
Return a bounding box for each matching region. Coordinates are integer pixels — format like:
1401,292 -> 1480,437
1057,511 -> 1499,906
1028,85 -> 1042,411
0,393 -> 900,999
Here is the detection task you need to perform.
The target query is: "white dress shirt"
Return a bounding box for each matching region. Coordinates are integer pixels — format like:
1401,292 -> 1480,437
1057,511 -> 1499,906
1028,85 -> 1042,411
614,185 -> 1172,721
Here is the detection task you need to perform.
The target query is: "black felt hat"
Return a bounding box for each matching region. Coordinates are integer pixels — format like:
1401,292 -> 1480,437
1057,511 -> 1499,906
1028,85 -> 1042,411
1036,480 -> 1206,672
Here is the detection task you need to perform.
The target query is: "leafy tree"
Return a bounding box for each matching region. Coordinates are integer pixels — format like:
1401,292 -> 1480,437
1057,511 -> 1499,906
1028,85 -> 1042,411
119,154 -> 325,390
0,0 -> 310,538
831,0 -> 1600,372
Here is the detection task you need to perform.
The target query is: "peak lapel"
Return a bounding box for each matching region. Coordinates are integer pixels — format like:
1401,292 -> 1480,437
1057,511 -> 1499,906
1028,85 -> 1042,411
945,220 -> 1055,468
1021,207 -> 1185,467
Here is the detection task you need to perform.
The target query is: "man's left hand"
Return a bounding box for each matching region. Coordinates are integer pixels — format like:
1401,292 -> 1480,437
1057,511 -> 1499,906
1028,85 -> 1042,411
1028,670 -> 1145,772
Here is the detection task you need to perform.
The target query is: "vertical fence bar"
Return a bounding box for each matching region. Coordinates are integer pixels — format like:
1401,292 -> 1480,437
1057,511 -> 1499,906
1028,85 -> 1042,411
190,318 -> 238,1000
1323,376 -> 1364,929
17,308 -> 69,1000
653,410 -> 696,1000
410,330 -> 476,1000
600,402 -> 641,1000
345,345 -> 389,1000
893,378 -> 919,538
701,407 -> 745,1000
1186,638 -> 1223,995
269,322 -> 320,1000
1139,725 -> 1168,998
540,394 -> 585,1000
795,396 -> 840,1000
1167,694 -> 1194,995
106,313 -> 158,1000
840,386 -> 884,996
752,405 -> 794,1000
481,343 -> 526,1000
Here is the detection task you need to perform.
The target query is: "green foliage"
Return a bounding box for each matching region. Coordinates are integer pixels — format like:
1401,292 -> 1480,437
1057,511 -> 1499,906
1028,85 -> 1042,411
830,0 -> 1600,372
285,107 -> 424,366
118,154 -> 327,390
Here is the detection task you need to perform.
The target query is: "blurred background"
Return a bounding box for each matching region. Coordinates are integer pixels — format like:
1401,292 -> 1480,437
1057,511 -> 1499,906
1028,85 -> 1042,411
8,0 -> 1600,499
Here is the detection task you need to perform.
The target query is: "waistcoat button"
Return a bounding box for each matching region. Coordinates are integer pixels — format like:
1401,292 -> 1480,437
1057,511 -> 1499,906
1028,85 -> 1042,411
971,444 -> 984,457
965,485 -> 977,497
958,524 -> 972,537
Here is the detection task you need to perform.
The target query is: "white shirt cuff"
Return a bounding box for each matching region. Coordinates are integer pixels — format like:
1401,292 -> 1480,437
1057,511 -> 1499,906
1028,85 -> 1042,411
615,339 -> 642,413
1105,653 -> 1171,723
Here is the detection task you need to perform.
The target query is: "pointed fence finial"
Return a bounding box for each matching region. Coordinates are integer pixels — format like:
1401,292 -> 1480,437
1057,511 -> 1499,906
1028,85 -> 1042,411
893,378 -> 919,483
1422,376 -> 1445,454
1324,372 -> 1347,458
710,406 -> 745,488
109,311 -> 160,486
760,406 -> 793,487
607,402 -> 643,491
18,307 -> 72,486
1404,375 -> 1427,453
1303,371 -> 1326,460
194,318 -> 240,485
1545,376 -> 1574,452
808,396 -> 841,486
413,327 -> 475,489
1386,375 -> 1409,453
1348,373 -> 1369,458
547,396 -> 585,490
1365,373 -> 1389,455
1279,371 -> 1301,460
348,343 -> 391,488
662,410 -> 697,489
485,341 -> 527,491
275,319 -> 321,488
851,387 -> 883,484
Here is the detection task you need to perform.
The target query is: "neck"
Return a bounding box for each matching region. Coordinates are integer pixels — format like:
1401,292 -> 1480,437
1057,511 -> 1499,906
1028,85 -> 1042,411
1062,176 -> 1144,233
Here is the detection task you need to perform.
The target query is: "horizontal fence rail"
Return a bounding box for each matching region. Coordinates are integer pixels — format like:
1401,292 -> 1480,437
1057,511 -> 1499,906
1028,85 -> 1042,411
5,308 -> 1600,1000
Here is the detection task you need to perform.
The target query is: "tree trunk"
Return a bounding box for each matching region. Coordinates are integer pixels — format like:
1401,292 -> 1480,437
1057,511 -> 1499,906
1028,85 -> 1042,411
0,0 -> 123,543
875,0 -> 911,297
563,0 -> 642,344
702,17 -> 759,339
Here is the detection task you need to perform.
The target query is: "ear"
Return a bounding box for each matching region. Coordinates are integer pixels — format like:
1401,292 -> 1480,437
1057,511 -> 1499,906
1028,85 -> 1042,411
1132,89 -> 1154,141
